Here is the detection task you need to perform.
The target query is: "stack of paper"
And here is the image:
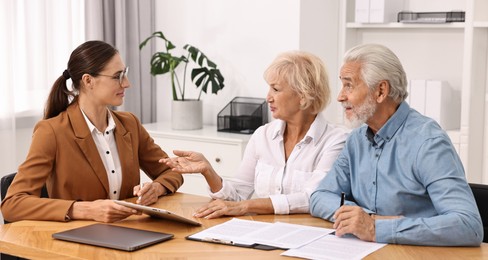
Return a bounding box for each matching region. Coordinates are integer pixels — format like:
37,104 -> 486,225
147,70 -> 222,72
187,218 -> 333,249
187,218 -> 386,259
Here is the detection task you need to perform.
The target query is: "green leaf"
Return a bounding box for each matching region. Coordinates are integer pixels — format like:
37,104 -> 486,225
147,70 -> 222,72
191,67 -> 225,94
141,32 -> 225,100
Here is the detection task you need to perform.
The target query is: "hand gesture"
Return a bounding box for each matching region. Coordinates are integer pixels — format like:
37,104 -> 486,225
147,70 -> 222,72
159,150 -> 211,174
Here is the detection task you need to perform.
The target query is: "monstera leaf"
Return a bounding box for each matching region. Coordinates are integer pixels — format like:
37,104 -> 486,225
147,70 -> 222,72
140,31 -> 225,101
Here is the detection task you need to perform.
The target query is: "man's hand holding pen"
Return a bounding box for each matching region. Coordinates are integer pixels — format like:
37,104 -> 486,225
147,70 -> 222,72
333,205 -> 376,242
332,192 -> 376,242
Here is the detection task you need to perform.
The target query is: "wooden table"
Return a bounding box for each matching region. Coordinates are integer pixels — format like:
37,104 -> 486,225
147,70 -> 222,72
1,192 -> 487,259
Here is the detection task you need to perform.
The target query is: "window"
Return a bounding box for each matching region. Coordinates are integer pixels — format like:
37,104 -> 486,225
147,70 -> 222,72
0,0 -> 85,122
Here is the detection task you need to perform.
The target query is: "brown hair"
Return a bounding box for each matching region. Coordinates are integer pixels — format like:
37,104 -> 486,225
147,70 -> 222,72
44,41 -> 118,119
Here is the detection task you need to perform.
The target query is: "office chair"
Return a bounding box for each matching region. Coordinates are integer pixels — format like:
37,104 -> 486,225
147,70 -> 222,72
469,183 -> 488,243
1,172 -> 18,201
1,172 -> 49,223
1,172 -> 48,260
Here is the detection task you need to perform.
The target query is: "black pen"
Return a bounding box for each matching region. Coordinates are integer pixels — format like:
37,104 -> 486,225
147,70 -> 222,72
340,192 -> 345,207
331,192 -> 346,236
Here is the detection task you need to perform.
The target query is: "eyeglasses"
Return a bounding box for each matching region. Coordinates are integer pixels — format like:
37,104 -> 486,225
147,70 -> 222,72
95,67 -> 129,85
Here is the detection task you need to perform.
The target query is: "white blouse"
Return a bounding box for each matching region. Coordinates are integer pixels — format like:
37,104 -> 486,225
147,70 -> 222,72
209,112 -> 349,214
81,108 -> 122,200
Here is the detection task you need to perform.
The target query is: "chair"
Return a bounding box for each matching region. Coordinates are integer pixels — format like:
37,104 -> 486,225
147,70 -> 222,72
1,172 -> 48,260
469,183 -> 488,243
1,172 -> 18,201
1,172 -> 49,201
1,172 -> 49,222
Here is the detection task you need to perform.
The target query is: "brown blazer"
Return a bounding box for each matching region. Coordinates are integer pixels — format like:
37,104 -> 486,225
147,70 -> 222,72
1,102 -> 183,222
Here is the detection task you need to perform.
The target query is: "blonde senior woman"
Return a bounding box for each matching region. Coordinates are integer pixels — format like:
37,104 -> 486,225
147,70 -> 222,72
161,51 -> 348,219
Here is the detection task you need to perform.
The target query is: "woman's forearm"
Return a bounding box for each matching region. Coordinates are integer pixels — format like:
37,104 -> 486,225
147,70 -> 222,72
243,198 -> 275,214
201,166 -> 223,193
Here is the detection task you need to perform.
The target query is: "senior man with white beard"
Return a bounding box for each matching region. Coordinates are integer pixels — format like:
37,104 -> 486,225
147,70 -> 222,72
310,43 -> 483,246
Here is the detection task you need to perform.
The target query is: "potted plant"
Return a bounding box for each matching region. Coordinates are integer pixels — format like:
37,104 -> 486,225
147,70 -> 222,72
140,31 -> 225,130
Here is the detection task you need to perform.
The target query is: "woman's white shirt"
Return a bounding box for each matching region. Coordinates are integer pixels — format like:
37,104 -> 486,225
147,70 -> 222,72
80,108 -> 122,200
209,113 -> 349,214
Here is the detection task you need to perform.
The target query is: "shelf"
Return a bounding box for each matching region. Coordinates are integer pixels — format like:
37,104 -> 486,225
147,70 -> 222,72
346,22 -> 466,29
341,0 -> 487,181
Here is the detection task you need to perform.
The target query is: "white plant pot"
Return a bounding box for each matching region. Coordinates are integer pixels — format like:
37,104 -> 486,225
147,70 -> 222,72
171,100 -> 203,130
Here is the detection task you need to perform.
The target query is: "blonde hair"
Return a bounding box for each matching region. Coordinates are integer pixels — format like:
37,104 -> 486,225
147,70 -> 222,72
263,51 -> 330,114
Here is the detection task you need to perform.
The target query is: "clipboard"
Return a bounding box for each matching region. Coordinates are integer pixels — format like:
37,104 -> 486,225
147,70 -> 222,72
185,234 -> 279,250
184,218 -> 331,251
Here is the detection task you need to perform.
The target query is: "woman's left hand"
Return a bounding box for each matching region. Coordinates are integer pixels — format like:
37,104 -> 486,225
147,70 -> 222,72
194,199 -> 248,219
133,182 -> 166,205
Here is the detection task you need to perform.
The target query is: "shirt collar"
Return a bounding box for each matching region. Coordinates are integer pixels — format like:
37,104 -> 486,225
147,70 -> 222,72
80,107 -> 116,134
271,119 -> 286,140
271,112 -> 327,145
364,101 -> 410,147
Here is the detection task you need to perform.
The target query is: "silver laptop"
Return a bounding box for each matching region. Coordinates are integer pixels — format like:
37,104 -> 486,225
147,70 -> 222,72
114,200 -> 202,226
52,224 -> 173,251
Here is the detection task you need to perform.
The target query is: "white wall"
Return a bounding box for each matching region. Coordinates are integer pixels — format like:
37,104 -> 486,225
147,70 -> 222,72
299,0 -> 341,123
153,0 -> 342,125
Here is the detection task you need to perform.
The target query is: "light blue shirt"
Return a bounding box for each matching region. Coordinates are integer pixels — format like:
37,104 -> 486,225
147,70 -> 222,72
310,102 -> 483,246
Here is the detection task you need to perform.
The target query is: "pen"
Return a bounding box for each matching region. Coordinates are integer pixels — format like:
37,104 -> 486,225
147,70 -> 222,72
138,183 -> 144,201
202,237 -> 234,245
340,192 -> 345,207
330,192 -> 346,236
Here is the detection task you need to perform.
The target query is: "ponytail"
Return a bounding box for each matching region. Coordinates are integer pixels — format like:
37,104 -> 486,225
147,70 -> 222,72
43,41 -> 118,119
43,73 -> 75,119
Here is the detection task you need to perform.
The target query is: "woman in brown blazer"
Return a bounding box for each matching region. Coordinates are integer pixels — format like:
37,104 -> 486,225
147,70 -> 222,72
1,41 -> 183,223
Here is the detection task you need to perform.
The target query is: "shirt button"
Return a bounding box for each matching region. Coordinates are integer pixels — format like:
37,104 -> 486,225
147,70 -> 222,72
106,151 -> 110,154
375,154 -> 379,157
112,170 -> 115,173
114,191 -> 117,194
106,131 -> 109,135
373,181 -> 376,185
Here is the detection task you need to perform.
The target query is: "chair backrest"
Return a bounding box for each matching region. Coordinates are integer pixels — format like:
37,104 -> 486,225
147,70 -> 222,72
1,172 -> 49,224
1,172 -> 49,201
469,183 -> 488,243
1,173 -> 17,201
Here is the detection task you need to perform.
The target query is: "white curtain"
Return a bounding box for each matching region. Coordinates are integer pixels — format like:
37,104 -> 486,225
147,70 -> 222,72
0,0 -> 85,174
85,0 -> 157,123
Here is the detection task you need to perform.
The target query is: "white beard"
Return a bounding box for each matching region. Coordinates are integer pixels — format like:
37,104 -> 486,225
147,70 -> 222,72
343,94 -> 377,129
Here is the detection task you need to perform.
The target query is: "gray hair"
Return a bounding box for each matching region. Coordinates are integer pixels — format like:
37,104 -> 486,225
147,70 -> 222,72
343,43 -> 408,103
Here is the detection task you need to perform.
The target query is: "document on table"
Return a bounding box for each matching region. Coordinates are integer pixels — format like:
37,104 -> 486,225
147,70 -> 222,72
245,221 -> 334,249
187,218 -> 269,246
281,234 -> 386,260
187,218 -> 334,249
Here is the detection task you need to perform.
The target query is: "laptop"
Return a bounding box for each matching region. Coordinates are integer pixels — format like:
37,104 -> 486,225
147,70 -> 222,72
52,223 -> 173,251
114,200 -> 202,226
